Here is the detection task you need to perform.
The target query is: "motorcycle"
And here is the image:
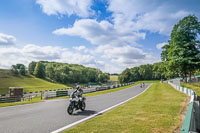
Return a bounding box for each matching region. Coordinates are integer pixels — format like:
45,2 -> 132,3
67,89 -> 86,115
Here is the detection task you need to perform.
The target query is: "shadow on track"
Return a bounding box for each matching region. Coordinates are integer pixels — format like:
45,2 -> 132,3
73,110 -> 97,116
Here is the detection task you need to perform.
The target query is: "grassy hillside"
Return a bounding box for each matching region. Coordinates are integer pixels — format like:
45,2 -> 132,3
64,83 -> 186,133
0,69 -> 69,94
110,75 -> 119,81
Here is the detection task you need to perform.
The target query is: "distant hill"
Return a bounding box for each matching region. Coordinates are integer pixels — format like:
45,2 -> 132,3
0,69 -> 69,94
28,61 -> 109,84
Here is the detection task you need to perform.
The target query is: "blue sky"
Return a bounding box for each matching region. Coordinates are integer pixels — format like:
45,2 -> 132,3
0,0 -> 199,73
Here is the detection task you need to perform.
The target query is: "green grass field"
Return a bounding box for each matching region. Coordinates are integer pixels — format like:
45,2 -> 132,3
64,83 -> 186,133
181,82 -> 200,96
110,75 -> 119,81
0,69 -> 69,94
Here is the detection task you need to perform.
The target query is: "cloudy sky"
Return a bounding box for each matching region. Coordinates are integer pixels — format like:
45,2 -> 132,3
0,0 -> 199,73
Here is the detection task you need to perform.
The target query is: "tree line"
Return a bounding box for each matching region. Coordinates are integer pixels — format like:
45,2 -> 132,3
119,15 -> 200,83
28,61 -> 109,84
11,64 -> 26,76
118,62 -> 167,83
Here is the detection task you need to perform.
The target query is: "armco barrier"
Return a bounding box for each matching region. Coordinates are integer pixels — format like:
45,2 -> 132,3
0,83 -> 135,101
43,82 -> 134,100
0,96 -> 21,103
44,91 -> 56,99
56,91 -> 68,97
168,81 -> 200,132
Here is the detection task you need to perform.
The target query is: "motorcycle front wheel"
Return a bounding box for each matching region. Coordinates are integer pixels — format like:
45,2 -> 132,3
80,101 -> 86,111
67,104 -> 74,115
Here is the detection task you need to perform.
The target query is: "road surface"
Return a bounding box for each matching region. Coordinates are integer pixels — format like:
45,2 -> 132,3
0,83 -> 151,133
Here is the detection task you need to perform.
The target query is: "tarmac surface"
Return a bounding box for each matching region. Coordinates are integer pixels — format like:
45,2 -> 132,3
0,83 -> 150,133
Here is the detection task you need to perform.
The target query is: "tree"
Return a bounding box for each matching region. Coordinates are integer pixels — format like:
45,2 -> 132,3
33,62 -> 45,78
29,61 -> 109,84
11,65 -> 18,75
152,62 -> 167,80
11,64 -> 26,76
138,64 -> 153,80
19,65 -> 26,75
119,68 -> 132,83
28,61 -> 36,75
130,67 -> 141,81
15,64 -> 24,69
161,15 -> 200,82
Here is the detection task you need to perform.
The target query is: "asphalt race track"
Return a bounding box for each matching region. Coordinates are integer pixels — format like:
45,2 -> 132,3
0,83 -> 151,133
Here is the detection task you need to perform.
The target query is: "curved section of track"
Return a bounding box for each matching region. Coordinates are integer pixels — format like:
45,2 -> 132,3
0,83 -> 151,133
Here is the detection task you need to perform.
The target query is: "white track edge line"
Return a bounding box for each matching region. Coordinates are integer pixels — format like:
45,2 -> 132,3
51,83 -> 152,133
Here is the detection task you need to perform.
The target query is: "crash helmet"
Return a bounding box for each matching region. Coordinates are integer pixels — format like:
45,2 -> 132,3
76,85 -> 80,90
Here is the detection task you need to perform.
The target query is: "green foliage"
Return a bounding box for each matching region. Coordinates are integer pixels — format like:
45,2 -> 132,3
138,64 -> 153,80
161,15 -> 200,81
119,63 -> 166,83
33,62 -> 45,78
152,62 -> 166,79
195,69 -> 200,75
28,61 -> 36,75
11,65 -> 19,75
11,64 -> 26,76
120,15 -> 200,83
19,65 -> 26,75
29,61 -> 109,84
119,68 -> 132,83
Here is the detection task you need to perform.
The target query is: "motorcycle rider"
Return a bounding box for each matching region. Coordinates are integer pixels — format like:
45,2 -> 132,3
67,84 -> 86,114
73,84 -> 83,108
75,85 -> 83,98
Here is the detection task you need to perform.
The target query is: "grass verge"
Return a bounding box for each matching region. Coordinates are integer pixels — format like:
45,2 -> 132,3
63,83 -> 186,133
181,82 -> 200,96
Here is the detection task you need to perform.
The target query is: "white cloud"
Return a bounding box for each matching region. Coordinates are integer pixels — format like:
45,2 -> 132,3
0,43 -> 158,73
0,44 -> 102,70
93,45 -> 159,68
53,19 -> 145,46
73,45 -> 88,53
0,33 -> 16,45
36,0 -> 94,17
19,0 -> 200,73
49,0 -> 200,73
108,0 -> 191,35
156,42 -> 168,50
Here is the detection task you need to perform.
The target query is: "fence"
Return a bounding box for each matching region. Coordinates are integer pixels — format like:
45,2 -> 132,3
168,81 -> 200,133
44,91 -> 68,99
0,82 -> 134,102
43,82 -> 134,99
0,96 -> 21,103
